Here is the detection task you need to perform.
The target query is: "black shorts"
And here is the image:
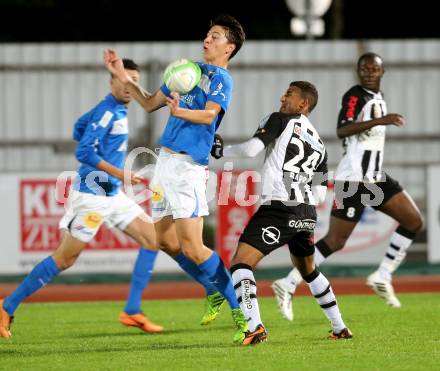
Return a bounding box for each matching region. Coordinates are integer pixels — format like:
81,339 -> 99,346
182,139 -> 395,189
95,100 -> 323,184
239,201 -> 317,257
331,172 -> 403,222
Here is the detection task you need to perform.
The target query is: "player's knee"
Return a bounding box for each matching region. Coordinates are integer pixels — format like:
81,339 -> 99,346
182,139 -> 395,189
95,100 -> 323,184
157,236 -> 180,255
229,253 -> 240,267
230,254 -> 259,270
160,242 -> 181,257
180,244 -> 205,263
419,216 -> 425,232
409,213 -> 424,234
179,234 -> 203,252
297,265 -> 314,278
137,233 -> 157,250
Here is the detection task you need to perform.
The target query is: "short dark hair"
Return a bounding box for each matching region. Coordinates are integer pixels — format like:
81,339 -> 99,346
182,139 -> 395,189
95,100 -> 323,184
110,58 -> 139,79
357,52 -> 383,69
290,81 -> 319,113
122,58 -> 139,71
210,14 -> 245,60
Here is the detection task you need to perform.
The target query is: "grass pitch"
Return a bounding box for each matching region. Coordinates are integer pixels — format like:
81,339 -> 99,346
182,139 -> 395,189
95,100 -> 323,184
1,293 -> 439,370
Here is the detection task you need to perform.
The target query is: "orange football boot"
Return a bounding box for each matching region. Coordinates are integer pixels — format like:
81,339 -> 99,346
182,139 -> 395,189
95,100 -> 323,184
119,312 -> 163,332
328,327 -> 353,340
0,299 -> 13,339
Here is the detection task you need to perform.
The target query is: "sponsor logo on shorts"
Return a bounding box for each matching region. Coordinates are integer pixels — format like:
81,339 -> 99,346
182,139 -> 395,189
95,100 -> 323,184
288,218 -> 316,231
83,212 -> 102,229
151,185 -> 164,203
261,226 -> 280,245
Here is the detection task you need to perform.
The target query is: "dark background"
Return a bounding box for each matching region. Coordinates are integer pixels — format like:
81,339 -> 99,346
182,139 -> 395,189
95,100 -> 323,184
0,0 -> 438,42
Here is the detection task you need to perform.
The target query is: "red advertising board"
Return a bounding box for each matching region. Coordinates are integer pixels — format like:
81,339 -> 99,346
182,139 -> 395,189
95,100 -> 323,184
20,178 -> 150,252
216,171 -> 258,267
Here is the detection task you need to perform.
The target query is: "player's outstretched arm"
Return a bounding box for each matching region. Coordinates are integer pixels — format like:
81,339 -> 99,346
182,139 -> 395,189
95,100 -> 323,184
337,113 -> 405,139
103,48 -> 166,113
211,135 -> 265,159
96,160 -> 144,185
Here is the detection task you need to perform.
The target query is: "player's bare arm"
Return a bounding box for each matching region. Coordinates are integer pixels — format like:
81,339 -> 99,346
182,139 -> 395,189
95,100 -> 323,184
166,92 -> 221,125
103,48 -> 166,113
96,160 -> 143,185
129,86 -> 167,113
337,113 -> 405,138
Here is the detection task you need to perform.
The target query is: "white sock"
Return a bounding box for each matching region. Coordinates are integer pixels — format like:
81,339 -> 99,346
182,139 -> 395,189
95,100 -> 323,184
378,228 -> 414,281
231,267 -> 262,332
285,268 -> 303,291
306,270 -> 346,333
314,249 -> 326,266
284,249 -> 327,290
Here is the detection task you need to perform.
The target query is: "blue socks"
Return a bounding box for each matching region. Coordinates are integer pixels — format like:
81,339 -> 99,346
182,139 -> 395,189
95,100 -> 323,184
3,256 -> 60,316
174,253 -> 216,295
198,252 -> 239,309
124,248 -> 158,315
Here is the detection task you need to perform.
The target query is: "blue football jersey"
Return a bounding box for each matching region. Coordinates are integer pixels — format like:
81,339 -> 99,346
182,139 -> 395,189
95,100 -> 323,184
74,94 -> 129,196
159,62 -> 233,165
73,108 -> 95,142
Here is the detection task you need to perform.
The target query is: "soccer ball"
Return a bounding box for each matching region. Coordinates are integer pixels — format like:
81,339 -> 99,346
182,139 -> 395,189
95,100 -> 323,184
163,58 -> 202,94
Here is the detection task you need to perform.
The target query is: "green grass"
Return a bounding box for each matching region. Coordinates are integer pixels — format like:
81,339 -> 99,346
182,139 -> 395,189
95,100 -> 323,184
1,294 -> 439,370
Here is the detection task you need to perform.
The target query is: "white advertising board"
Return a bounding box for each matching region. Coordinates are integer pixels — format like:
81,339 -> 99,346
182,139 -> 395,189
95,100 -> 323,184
0,173 -> 178,275
0,173 -> 397,275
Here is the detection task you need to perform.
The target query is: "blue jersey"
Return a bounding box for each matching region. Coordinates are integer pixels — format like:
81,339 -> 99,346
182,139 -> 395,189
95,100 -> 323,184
159,62 -> 233,165
73,94 -> 128,196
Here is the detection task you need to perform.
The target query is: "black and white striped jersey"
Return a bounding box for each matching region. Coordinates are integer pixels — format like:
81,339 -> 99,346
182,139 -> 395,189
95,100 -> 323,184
253,112 -> 327,206
335,85 -> 387,183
